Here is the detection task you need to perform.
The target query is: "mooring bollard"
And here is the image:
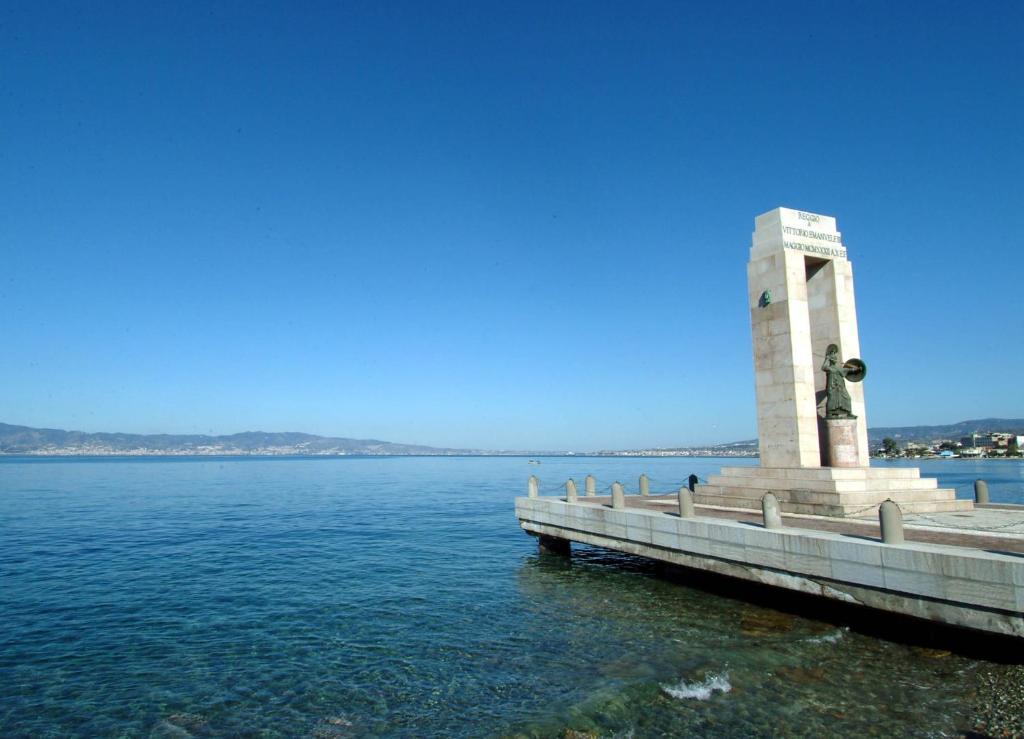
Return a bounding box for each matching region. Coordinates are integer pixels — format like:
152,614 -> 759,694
585,475 -> 596,496
879,499 -> 904,544
975,479 -> 990,505
611,482 -> 626,509
678,487 -> 695,517
528,475 -> 539,498
639,473 -> 650,496
762,492 -> 783,529
566,478 -> 578,503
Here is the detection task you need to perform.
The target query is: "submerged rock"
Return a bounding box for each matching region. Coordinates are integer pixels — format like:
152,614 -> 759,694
773,665 -> 826,684
968,664 -> 1024,737
312,715 -> 354,738
739,608 -> 795,637
149,720 -> 192,739
167,713 -> 208,732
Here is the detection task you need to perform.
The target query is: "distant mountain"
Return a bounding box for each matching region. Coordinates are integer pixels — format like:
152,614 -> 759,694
866,418 -> 1024,445
5,417 -> 1021,457
0,423 -> 472,456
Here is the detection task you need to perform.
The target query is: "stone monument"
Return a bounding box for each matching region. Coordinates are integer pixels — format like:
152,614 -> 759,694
696,207 -> 971,516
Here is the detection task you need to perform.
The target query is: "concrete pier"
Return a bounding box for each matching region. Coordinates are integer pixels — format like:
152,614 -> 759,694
516,488 -> 1024,639
514,208 -> 1022,640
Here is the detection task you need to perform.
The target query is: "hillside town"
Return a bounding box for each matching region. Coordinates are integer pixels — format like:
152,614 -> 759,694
873,431 -> 1024,459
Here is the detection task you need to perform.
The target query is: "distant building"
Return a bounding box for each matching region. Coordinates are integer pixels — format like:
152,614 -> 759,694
960,433 -> 995,449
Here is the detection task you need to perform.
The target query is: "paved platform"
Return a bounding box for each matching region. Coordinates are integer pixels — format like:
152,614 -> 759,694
584,494 -> 1024,553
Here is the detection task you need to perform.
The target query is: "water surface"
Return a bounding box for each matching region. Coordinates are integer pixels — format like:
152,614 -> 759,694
1,456 -> 1021,736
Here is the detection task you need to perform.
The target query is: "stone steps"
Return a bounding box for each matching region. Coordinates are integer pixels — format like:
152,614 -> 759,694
715,465 -> 924,481
705,474 -> 939,494
697,485 -> 957,504
695,483 -> 969,517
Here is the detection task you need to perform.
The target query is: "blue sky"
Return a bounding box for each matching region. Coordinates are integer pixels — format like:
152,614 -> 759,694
2,1 -> 1022,450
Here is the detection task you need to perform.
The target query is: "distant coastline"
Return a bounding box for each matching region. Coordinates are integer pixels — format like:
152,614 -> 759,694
0,421 -> 755,458
2,418 -> 1021,458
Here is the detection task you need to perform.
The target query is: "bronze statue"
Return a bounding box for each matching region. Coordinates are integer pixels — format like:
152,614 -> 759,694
821,344 -> 866,419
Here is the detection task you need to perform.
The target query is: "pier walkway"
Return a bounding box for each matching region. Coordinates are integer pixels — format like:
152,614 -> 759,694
581,494 -> 1024,553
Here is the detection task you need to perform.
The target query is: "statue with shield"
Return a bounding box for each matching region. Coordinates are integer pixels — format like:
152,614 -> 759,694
821,343 -> 866,419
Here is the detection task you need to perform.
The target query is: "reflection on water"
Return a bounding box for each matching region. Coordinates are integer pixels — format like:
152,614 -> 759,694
0,456 -> 1019,736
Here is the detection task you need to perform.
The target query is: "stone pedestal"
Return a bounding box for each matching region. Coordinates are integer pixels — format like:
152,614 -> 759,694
695,466 -> 972,517
825,417 -> 859,468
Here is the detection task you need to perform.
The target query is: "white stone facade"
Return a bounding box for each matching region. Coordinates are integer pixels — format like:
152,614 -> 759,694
697,207 -> 969,515
748,207 -> 867,467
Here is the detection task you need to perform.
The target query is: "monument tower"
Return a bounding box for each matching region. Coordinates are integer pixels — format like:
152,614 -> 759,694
696,207 -> 970,515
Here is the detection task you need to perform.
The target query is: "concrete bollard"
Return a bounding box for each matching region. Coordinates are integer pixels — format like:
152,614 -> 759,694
879,500 -> 905,544
762,492 -> 783,529
678,487 -> 695,517
566,478 -> 578,503
528,475 -> 539,498
611,482 -> 626,510
639,473 -> 650,496
585,475 -> 597,496
975,479 -> 990,505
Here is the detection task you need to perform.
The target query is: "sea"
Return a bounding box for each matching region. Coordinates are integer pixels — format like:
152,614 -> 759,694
2,456 -> 1022,737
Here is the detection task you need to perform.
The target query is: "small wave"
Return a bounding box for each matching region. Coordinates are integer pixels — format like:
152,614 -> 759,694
661,672 -> 731,701
806,627 -> 848,644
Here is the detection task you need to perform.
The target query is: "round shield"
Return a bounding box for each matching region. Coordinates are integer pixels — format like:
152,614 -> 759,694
843,358 -> 867,382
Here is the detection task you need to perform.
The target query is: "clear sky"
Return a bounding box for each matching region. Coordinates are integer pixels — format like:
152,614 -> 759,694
2,1 -> 1022,450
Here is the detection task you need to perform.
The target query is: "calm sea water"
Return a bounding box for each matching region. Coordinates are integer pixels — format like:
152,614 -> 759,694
1,456 -> 1022,737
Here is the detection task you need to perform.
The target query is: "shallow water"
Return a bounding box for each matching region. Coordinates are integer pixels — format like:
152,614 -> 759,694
1,456 -> 1021,737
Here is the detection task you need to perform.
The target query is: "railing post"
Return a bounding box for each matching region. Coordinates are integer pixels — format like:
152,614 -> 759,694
527,475 -> 539,498
585,475 -> 596,496
974,479 -> 990,505
678,487 -> 695,517
761,492 -> 783,529
611,482 -> 626,510
639,473 -> 650,496
565,478 -> 578,503
879,500 -> 904,544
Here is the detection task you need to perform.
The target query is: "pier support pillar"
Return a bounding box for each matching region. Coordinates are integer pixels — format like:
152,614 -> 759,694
538,535 -> 570,556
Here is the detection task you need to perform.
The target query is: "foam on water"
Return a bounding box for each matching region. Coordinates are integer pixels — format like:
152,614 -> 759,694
661,672 -> 732,701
